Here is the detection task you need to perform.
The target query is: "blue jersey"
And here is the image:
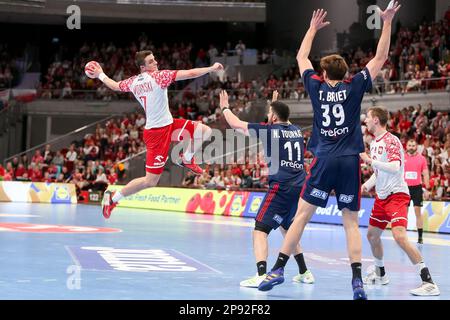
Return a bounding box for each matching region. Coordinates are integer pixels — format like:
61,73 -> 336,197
302,67 -> 372,158
248,122 -> 306,187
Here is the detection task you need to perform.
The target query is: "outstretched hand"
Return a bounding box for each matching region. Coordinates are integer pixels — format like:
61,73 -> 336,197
379,1 -> 401,23
219,90 -> 229,110
272,90 -> 279,102
310,9 -> 330,31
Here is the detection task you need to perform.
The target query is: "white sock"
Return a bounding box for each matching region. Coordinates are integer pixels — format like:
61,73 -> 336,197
112,191 -> 124,203
183,151 -> 195,162
415,261 -> 426,274
374,258 -> 384,268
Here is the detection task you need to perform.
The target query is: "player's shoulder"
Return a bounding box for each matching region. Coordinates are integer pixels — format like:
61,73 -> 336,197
382,132 -> 402,146
302,69 -> 323,82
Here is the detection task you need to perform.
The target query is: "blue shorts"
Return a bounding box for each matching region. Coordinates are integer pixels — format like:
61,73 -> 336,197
300,155 -> 361,211
255,183 -> 302,230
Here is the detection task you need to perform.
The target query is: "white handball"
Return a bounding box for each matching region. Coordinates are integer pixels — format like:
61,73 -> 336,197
84,61 -> 100,79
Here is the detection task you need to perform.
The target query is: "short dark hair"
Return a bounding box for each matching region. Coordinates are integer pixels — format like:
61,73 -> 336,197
270,101 -> 290,122
368,106 -> 389,126
135,50 -> 153,68
320,54 -> 349,80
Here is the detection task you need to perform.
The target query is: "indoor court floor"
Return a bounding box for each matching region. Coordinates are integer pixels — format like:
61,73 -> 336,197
0,202 -> 448,300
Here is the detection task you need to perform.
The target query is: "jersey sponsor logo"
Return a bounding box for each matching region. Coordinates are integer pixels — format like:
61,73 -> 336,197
320,126 -> 349,137
361,70 -> 368,80
339,194 -> 354,204
273,214 -> 283,224
280,160 -> 304,170
310,188 -> 328,200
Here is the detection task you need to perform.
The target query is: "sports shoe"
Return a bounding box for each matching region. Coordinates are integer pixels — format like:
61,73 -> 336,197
418,238 -> 423,245
240,274 -> 266,288
176,154 -> 203,175
102,190 -> 117,219
258,268 -> 284,292
363,265 -> 389,285
292,270 -> 315,284
410,282 -> 440,296
352,278 -> 368,300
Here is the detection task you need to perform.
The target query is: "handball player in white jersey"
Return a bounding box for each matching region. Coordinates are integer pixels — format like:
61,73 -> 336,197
360,106 -> 439,296
85,50 -> 223,218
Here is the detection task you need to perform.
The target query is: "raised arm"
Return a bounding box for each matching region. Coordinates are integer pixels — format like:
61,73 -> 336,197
219,90 -> 249,136
85,62 -> 121,91
176,63 -> 223,81
365,1 -> 401,81
297,9 -> 330,75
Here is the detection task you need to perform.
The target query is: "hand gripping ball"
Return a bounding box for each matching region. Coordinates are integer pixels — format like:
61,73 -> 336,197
84,61 -> 100,79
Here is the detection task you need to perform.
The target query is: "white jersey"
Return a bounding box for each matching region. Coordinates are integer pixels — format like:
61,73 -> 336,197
118,70 -> 177,129
369,131 -> 410,199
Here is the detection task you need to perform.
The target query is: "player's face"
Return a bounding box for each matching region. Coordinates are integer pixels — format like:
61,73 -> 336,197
407,141 -> 417,154
143,54 -> 158,72
364,111 -> 376,133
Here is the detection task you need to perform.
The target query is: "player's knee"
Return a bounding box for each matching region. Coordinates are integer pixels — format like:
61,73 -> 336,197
367,231 -> 380,244
392,231 -> 407,246
254,221 -> 273,235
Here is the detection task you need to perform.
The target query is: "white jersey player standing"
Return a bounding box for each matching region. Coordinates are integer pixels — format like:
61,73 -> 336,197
360,106 -> 439,296
85,50 -> 223,218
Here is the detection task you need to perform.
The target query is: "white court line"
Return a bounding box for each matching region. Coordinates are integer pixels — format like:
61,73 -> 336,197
0,214 -> 39,217
17,280 -> 31,283
171,249 -> 223,274
43,279 -> 58,282
381,236 -> 450,247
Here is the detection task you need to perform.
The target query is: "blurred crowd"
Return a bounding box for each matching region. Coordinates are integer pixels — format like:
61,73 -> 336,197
0,114 -> 147,198
360,103 -> 449,200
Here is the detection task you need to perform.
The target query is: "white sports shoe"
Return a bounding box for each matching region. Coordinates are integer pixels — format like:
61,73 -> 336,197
240,274 -> 266,288
292,270 -> 315,284
410,282 -> 440,296
363,265 -> 389,285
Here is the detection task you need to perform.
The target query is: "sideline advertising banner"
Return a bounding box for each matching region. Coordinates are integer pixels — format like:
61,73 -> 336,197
0,181 -> 77,204
108,186 -> 450,234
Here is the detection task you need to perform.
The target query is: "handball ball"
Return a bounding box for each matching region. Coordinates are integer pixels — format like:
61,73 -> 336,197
84,61 -> 100,79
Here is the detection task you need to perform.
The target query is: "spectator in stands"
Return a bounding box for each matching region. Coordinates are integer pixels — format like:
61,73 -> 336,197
240,169 -> 253,189
43,144 -> 53,165
32,150 -> 44,165
182,171 -> 195,187
62,82 -> 73,99
93,166 -> 108,192
206,169 -> 224,189
51,151 -> 65,171
235,40 -> 246,64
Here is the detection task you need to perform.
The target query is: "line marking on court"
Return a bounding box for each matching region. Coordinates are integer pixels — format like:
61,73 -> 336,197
64,245 -> 82,268
95,278 -> 110,280
43,279 -> 57,282
17,280 -> 31,283
381,236 -> 450,247
0,214 -> 39,218
171,249 -> 223,274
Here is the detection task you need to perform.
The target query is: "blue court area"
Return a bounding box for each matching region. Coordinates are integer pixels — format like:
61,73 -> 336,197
0,202 -> 449,300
